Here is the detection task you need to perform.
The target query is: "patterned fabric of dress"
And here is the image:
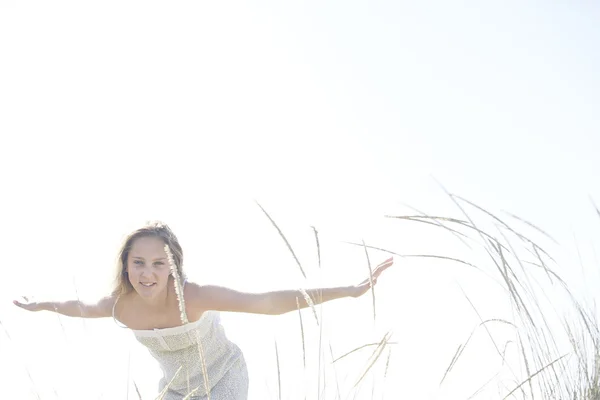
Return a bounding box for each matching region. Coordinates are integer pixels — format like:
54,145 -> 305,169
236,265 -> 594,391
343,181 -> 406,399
133,311 -> 244,399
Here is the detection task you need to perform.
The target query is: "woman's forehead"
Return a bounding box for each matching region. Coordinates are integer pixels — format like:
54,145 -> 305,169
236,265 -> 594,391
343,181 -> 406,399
130,236 -> 166,253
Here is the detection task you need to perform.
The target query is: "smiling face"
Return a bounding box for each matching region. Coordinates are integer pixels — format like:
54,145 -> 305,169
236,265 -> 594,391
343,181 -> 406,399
126,236 -> 172,298
111,221 -> 185,298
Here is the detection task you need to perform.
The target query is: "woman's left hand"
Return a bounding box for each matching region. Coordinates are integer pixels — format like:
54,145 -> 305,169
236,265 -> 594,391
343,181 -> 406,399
350,256 -> 394,298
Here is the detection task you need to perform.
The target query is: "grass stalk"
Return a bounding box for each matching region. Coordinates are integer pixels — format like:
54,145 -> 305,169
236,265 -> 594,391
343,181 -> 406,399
275,339 -> 282,400
361,239 -> 376,323
353,331 -> 392,388
165,244 -> 211,400
256,200 -> 307,278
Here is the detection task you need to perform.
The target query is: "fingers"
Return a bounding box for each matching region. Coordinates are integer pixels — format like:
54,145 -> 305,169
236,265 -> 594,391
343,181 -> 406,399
377,257 -> 394,268
373,258 -> 393,274
13,296 -> 32,309
357,257 -> 394,287
373,257 -> 393,274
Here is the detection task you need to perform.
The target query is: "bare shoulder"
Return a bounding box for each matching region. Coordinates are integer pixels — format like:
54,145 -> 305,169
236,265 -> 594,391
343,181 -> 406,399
183,281 -> 271,314
183,282 -> 233,310
183,281 -> 233,302
182,281 -> 208,305
109,292 -> 140,324
179,281 -> 209,318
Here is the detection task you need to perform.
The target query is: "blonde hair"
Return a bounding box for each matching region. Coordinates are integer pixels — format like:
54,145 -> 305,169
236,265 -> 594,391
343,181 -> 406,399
112,221 -> 185,296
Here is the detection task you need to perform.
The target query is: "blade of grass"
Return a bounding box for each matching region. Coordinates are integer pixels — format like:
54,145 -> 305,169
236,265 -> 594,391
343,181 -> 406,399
503,211 -> 559,245
386,214 -> 512,253
384,347 -> 392,380
433,180 -> 504,257
362,239 -> 376,323
156,365 -> 183,400
312,226 -> 325,400
341,242 -> 402,257
182,386 -> 200,400
382,347 -> 393,400
328,344 -> 342,400
332,341 -> 399,364
275,339 -> 282,400
298,289 -> 320,326
344,241 -> 509,294
256,201 -> 320,325
466,371 -> 501,400
396,201 -> 473,248
458,284 -> 520,381
311,225 -> 321,269
501,340 -> 515,366
502,354 -> 569,400
317,300 -> 323,400
386,215 -> 470,224
439,344 -> 463,386
72,276 -> 88,332
296,297 -> 306,369
454,193 -> 555,247
484,243 -> 534,329
353,332 -> 393,388
591,196 -> 600,220
166,244 -> 211,400
256,200 -> 306,278
517,331 -> 535,398
133,381 -> 143,400
439,317 -> 516,386
453,194 -> 556,262
440,184 -> 558,396
192,332 -> 210,400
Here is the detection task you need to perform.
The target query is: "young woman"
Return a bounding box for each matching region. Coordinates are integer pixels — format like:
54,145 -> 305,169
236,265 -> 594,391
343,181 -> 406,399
13,221 -> 394,400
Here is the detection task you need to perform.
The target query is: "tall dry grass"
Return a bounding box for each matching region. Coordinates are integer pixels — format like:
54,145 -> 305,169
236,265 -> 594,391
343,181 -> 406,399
5,195 -> 599,399
378,193 -> 600,399
257,193 -> 600,399
157,196 -> 600,399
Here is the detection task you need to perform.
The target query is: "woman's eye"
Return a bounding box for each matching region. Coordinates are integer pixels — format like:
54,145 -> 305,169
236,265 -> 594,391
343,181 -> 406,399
155,262 -> 165,267
134,260 -> 144,265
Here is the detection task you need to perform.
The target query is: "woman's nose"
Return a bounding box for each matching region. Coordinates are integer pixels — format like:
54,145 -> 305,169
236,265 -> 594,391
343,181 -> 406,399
140,268 -> 154,278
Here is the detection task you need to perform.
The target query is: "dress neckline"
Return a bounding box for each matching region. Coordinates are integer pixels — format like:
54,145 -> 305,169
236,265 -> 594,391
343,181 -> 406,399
131,312 -> 209,336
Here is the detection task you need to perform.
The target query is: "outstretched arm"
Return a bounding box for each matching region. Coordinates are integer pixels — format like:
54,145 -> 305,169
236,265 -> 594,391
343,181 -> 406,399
187,257 -> 394,316
13,295 -> 116,318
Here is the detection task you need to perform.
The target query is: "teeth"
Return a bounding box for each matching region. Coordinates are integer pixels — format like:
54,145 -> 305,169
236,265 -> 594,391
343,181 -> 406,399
141,283 -> 155,287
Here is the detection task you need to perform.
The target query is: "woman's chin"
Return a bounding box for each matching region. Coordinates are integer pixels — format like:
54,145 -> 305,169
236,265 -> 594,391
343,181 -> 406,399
136,284 -> 163,297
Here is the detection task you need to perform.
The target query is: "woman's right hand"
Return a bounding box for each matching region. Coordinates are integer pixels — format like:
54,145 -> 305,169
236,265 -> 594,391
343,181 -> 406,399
13,296 -> 44,312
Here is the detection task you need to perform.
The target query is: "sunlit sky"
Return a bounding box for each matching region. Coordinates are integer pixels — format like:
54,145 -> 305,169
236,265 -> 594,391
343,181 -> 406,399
1,2 -> 599,399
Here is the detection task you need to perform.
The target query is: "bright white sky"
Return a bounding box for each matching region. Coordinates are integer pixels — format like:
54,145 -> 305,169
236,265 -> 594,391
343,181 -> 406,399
1,2 -> 599,399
